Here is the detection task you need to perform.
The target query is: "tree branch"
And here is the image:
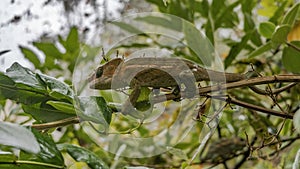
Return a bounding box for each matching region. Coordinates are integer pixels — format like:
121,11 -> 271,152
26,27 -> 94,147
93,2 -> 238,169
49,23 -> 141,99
152,75 -> 300,119
29,75 -> 299,129
30,116 -> 80,130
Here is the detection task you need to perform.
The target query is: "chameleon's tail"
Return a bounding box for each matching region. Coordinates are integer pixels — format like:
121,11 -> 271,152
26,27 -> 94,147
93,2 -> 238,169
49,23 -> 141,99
194,68 -> 246,82
209,70 -> 246,82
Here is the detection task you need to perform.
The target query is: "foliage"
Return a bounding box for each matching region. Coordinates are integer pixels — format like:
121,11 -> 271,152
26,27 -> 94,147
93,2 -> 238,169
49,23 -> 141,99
1,0 -> 300,168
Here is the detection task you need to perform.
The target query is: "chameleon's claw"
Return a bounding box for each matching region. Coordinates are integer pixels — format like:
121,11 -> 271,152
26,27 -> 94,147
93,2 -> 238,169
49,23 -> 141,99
171,86 -> 181,102
121,99 -> 153,119
179,70 -> 198,99
121,100 -> 135,115
152,88 -> 160,95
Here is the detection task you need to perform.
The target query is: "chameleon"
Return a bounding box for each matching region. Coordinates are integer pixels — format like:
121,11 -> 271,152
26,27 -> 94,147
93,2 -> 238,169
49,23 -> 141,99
200,137 -> 246,163
88,57 -> 246,114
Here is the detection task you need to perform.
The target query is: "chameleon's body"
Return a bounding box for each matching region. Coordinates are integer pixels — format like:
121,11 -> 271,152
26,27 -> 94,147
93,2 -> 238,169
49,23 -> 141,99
89,57 -> 245,90
88,57 -> 245,114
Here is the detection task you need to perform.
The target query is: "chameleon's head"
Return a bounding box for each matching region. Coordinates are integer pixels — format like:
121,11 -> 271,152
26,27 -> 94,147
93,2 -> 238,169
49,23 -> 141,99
88,58 -> 124,90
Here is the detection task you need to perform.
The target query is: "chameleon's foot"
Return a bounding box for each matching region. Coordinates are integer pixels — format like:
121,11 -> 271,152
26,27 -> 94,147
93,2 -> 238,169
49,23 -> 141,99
184,87 -> 197,98
121,98 -> 153,119
152,88 -> 160,95
171,85 -> 197,99
179,70 -> 198,99
121,99 -> 134,115
171,86 -> 181,102
121,101 -> 142,119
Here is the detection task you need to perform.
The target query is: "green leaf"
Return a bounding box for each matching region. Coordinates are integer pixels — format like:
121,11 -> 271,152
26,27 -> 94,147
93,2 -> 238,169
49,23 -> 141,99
58,35 -> 67,49
94,97 -> 112,125
0,122 -> 40,154
8,83 -> 49,105
114,43 -> 150,49
135,87 -> 152,112
257,0 -> 278,17
145,0 -> 167,13
135,15 -> 182,32
167,147 -> 188,160
193,1 -> 205,16
33,42 -> 62,59
205,16 -> 215,45
58,144 -> 109,169
0,152 -> 16,162
19,46 -> 41,69
0,72 -> 15,98
259,22 -> 276,38
271,24 -> 291,45
37,73 -> 73,101
225,31 -> 253,68
111,21 -> 145,35
22,102 -> 76,122
49,91 -> 73,103
76,97 -> 111,128
198,0 -> 209,17
244,13 -> 262,46
46,101 -> 76,115
269,1 -> 288,24
293,149 -> 300,168
6,62 -> 45,90
181,162 -> 189,169
0,100 -> 6,110
0,152 -> 17,169
214,1 -> 239,29
282,41 -> 300,73
20,129 -> 64,166
241,0 -> 256,14
0,64 -> 49,104
244,13 -> 255,32
65,27 -> 79,54
44,54 -> 61,70
183,21 -> 213,65
211,0 -> 225,20
58,29 -> 80,71
250,30 -> 263,46
248,41 -> 272,58
0,85 -> 46,105
3,63 -> 73,105
282,3 -> 300,26
167,0 -> 193,22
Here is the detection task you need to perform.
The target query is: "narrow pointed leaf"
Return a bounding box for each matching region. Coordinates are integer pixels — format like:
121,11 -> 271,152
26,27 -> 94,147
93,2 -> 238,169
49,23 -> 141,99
0,122 -> 40,154
282,3 -> 300,26
58,144 -> 109,169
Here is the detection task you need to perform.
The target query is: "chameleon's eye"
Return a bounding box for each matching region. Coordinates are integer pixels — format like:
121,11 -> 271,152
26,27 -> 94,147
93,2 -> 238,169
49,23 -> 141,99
96,67 -> 103,78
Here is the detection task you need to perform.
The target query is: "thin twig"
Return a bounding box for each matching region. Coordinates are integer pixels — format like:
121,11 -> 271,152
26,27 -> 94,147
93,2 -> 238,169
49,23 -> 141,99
249,82 -> 297,95
30,116 -> 80,130
209,95 -> 293,119
202,75 -> 300,94
253,135 -> 300,148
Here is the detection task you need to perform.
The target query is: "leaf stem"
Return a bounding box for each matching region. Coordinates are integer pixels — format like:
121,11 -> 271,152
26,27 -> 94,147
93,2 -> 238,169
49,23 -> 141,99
286,41 -> 300,52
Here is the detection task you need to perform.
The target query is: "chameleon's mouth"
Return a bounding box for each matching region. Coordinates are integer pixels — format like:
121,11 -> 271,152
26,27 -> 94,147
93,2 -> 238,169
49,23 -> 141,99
89,77 -> 112,90
87,74 -> 95,82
